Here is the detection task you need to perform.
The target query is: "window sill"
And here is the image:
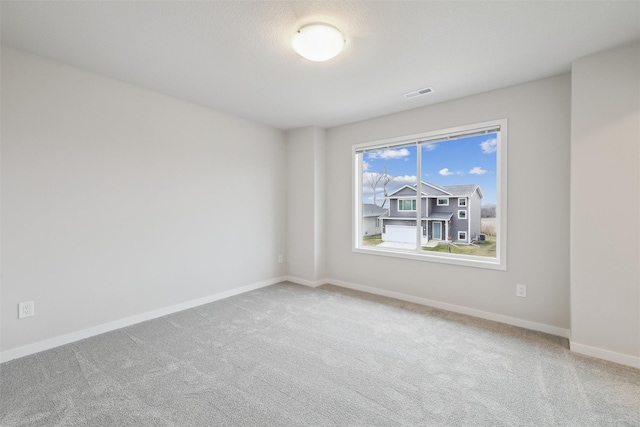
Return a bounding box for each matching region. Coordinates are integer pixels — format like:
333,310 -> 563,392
352,246 -> 506,271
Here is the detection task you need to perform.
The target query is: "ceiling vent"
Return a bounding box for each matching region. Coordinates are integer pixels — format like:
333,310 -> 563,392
403,87 -> 434,99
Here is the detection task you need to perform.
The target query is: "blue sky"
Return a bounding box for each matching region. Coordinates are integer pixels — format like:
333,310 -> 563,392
362,133 -> 498,205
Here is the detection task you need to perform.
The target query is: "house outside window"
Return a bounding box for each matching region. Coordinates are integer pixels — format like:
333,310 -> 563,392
354,119 -> 507,270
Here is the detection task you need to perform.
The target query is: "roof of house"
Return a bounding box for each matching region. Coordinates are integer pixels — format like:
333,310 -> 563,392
362,204 -> 388,218
379,212 -> 453,220
418,182 -> 451,197
440,184 -> 483,198
426,212 -> 454,220
387,181 -> 483,199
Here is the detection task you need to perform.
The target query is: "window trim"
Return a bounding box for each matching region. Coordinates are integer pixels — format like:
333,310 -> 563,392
436,198 -> 449,206
458,231 -> 467,241
458,210 -> 467,220
353,118 -> 507,271
458,198 -> 467,207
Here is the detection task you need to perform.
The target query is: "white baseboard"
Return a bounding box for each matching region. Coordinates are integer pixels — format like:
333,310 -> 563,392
11,275 -> 635,370
284,276 -> 327,288
326,278 -> 571,339
0,276 -> 286,364
570,341 -> 640,369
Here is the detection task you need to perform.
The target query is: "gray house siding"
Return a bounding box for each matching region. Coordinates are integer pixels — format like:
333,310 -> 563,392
430,198 -> 454,240
383,182 -> 482,245
392,187 -> 419,197
389,195 -> 427,218
430,200 -> 454,215
450,199 -> 468,241
469,190 -> 482,239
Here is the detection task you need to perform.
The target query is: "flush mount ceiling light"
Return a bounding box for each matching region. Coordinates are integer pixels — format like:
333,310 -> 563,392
292,23 -> 345,62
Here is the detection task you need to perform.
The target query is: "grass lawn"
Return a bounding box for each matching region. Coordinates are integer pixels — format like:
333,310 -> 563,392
362,234 -> 383,246
422,235 -> 496,257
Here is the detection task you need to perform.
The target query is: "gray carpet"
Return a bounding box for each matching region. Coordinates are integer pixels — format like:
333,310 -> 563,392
1,282 -> 639,426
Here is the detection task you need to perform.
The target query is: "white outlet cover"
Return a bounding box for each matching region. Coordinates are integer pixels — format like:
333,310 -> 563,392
18,301 -> 35,318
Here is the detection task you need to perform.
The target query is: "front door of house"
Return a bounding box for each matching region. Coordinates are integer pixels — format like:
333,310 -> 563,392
433,222 -> 442,240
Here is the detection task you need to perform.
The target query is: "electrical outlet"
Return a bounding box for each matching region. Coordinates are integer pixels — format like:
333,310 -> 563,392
18,301 -> 35,319
278,254 -> 284,264
516,284 -> 527,298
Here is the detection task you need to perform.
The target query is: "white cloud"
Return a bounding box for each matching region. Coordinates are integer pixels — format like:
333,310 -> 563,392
439,168 -> 463,176
469,166 -> 487,175
423,143 -> 438,151
480,138 -> 497,154
394,175 -> 417,184
367,148 -> 411,160
362,160 -> 370,171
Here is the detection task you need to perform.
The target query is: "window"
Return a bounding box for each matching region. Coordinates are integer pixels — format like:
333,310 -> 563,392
353,119 -> 507,270
398,199 -> 416,211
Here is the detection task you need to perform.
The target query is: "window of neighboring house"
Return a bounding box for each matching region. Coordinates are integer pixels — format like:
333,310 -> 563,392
398,199 -> 416,211
353,118 -> 507,270
375,218 -> 380,228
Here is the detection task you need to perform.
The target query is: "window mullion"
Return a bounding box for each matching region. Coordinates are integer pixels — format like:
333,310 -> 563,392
416,144 -> 422,252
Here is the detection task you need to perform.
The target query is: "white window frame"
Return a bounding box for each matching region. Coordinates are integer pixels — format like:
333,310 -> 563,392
458,198 -> 467,207
458,231 -> 467,241
397,199 -> 416,211
437,198 -> 449,206
458,210 -> 467,220
352,118 -> 507,271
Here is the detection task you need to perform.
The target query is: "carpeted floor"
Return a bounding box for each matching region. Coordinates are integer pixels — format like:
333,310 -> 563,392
1,282 -> 639,426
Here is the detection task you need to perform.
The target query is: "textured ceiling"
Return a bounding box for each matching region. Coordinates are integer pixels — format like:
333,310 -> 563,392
2,1 -> 639,130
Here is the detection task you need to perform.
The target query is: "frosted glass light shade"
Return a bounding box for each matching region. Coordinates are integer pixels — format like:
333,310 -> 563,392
292,24 -> 345,62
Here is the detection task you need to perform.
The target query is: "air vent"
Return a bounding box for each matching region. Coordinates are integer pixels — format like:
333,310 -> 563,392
403,87 -> 434,99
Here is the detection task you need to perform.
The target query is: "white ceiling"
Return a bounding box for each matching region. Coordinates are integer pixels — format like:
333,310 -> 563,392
2,1 -> 639,130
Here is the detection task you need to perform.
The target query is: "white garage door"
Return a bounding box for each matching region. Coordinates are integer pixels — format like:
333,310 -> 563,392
386,225 -> 417,243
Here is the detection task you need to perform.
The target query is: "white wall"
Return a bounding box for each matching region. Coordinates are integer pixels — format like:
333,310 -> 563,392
570,43 -> 640,368
286,127 -> 326,284
1,46 -> 287,356
325,75 -> 572,333
4,41 -> 637,369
